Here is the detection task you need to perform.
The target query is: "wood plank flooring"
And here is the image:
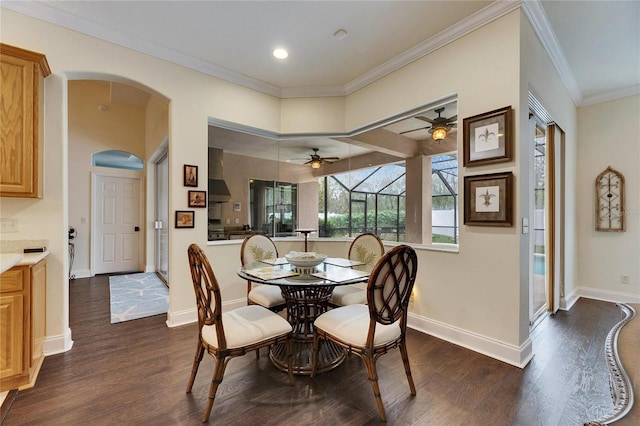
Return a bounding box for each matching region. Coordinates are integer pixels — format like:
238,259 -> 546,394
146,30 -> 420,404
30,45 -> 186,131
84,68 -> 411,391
2,275 -> 626,425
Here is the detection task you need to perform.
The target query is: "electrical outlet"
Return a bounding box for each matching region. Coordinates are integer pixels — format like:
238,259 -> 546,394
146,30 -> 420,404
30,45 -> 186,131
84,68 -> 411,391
1,218 -> 19,233
620,275 -> 630,285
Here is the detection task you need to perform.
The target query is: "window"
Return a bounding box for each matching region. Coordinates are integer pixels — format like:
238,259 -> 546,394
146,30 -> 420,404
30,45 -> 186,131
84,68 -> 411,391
250,180 -> 298,237
318,164 -> 406,241
92,150 -> 143,170
431,154 -> 458,244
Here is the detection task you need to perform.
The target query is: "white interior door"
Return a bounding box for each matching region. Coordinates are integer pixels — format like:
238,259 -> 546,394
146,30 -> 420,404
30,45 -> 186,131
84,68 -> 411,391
93,174 -> 142,274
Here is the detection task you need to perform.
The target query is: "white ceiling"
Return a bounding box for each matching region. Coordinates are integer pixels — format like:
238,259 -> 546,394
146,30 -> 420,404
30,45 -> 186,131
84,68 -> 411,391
4,0 -> 639,106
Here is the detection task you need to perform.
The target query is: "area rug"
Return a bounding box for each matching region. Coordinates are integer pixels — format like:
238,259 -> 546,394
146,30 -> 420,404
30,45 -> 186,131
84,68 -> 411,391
109,272 -> 169,324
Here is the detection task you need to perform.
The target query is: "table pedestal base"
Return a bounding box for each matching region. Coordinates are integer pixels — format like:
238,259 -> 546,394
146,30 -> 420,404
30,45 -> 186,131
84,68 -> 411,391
271,284 -> 345,375
270,339 -> 345,375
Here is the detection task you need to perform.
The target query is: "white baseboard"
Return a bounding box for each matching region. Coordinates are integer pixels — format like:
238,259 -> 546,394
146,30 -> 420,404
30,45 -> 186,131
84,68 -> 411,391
408,313 -> 533,368
560,290 -> 580,311
43,327 -> 74,355
576,287 -> 640,304
166,298 -> 246,328
70,269 -> 91,279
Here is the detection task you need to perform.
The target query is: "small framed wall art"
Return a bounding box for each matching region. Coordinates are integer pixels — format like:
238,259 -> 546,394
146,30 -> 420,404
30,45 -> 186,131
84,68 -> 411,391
464,172 -> 514,227
463,106 -> 513,167
188,190 -> 206,208
595,166 -> 625,232
175,210 -> 195,228
184,164 -> 198,187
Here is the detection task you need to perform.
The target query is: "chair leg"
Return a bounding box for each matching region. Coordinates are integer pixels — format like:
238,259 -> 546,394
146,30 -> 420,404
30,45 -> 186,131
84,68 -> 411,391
363,355 -> 387,422
202,356 -> 227,423
255,348 -> 260,359
186,341 -> 205,393
310,331 -> 320,378
399,340 -> 416,395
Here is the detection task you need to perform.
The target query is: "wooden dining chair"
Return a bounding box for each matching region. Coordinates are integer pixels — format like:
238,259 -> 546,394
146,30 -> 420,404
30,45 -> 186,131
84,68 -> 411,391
312,244 -> 418,422
186,244 -> 294,422
329,232 -> 385,307
240,234 -> 286,311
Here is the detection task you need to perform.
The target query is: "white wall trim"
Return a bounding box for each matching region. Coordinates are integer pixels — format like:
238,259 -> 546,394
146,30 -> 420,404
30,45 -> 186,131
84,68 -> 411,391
408,312 -> 534,368
70,268 -> 91,279
576,287 -> 640,305
165,298 -> 246,328
43,327 -> 74,355
560,290 -> 580,311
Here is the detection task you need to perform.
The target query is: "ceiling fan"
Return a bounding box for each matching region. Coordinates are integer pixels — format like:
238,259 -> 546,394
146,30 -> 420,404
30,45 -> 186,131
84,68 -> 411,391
304,148 -> 339,169
401,107 -> 457,142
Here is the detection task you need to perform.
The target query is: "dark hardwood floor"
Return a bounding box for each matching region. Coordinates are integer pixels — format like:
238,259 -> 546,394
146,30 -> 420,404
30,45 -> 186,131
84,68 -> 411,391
3,275 -> 623,425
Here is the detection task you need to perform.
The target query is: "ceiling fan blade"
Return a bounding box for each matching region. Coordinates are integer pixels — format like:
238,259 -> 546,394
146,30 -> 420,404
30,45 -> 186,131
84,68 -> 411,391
323,157 -> 340,161
415,116 -> 437,124
400,126 -> 430,135
447,115 -> 457,122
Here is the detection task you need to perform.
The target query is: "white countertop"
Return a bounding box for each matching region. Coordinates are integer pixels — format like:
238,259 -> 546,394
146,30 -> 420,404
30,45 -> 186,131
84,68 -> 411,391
0,251 -> 49,274
0,253 -> 24,274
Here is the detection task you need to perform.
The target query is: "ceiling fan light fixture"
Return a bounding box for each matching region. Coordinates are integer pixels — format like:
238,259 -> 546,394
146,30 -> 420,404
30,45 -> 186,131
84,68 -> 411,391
310,159 -> 321,169
431,126 -> 447,142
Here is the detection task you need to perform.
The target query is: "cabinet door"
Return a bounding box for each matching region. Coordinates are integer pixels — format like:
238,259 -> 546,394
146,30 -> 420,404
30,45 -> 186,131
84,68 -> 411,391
0,293 -> 25,381
0,53 -> 37,196
0,43 -> 49,198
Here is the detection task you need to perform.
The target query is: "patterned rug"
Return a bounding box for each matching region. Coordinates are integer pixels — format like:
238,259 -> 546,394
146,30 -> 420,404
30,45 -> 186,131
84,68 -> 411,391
109,272 -> 169,324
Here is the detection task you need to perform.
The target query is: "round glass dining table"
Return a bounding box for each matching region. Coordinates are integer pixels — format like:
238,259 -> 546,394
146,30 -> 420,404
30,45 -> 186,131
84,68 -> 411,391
237,259 -> 369,375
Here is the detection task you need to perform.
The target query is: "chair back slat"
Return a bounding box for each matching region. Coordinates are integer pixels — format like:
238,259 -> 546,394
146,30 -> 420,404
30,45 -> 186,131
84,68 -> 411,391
240,234 -> 278,265
188,244 -> 226,349
367,245 -> 417,325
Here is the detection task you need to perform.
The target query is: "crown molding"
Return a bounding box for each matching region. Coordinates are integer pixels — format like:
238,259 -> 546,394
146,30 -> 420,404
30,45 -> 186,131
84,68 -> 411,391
344,0 -> 521,95
3,0 -> 525,100
521,0 -> 583,106
7,0 -> 618,106
580,84 -> 640,107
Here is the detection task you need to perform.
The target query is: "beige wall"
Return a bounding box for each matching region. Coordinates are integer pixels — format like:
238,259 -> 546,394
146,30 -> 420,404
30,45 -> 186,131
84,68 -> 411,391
5,7 -> 636,366
577,95 -> 640,299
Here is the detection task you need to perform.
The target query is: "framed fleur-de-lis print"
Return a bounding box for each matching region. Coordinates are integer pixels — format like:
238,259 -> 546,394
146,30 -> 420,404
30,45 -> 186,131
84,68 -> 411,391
464,172 -> 514,226
463,106 -> 514,167
595,166 -> 625,232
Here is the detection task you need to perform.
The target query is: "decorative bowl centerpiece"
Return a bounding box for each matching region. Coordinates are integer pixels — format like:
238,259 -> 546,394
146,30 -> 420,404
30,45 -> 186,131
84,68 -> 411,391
284,251 -> 327,269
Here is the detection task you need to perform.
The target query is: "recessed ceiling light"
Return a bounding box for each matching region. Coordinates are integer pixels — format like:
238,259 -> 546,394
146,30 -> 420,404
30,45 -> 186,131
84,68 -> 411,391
273,48 -> 288,59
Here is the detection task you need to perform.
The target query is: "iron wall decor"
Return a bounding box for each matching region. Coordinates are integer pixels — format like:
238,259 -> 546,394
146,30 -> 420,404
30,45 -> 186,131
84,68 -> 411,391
464,171 -> 514,226
184,164 -> 198,187
595,166 -> 625,232
463,106 -> 514,167
175,210 -> 195,228
188,190 -> 206,208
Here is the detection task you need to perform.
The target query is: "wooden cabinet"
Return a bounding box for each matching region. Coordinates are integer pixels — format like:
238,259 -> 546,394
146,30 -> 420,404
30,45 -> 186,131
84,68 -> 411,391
0,259 -> 46,391
0,43 -> 50,198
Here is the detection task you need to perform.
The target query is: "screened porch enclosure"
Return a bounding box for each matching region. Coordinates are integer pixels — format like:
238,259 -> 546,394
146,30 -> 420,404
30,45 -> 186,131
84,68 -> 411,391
318,164 -> 407,241
318,154 -> 458,244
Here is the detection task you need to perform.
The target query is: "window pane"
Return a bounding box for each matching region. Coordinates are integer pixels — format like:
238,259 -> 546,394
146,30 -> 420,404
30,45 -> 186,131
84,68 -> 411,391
432,153 -> 458,244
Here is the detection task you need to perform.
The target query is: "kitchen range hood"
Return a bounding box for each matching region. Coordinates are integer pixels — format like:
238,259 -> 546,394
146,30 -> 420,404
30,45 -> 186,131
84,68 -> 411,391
208,148 -> 231,203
